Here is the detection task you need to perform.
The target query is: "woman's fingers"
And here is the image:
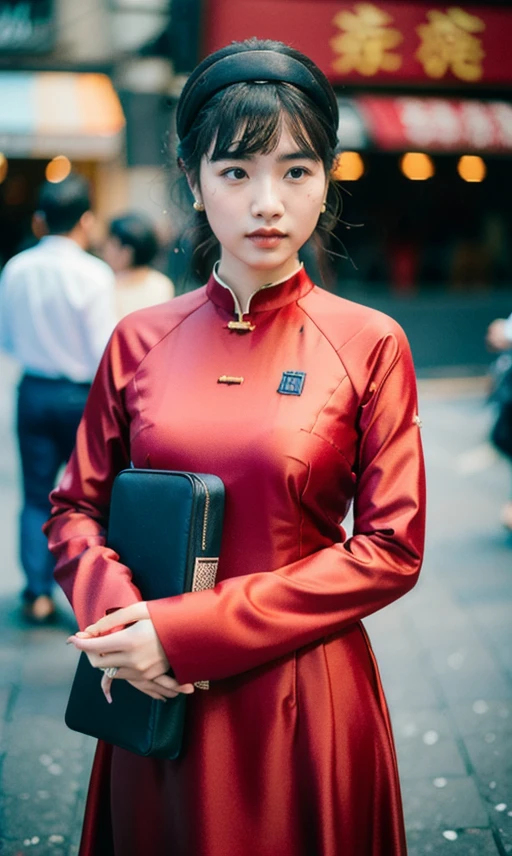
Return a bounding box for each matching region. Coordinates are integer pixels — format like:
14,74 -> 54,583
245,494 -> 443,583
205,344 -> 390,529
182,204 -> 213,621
127,679 -> 183,701
88,654 -> 126,670
152,674 -> 195,694
98,668 -> 194,704
103,675 -> 167,703
68,619 -> 170,681
92,661 -> 168,681
68,630 -> 135,673
67,629 -> 129,655
82,602 -> 149,637
83,655 -> 172,676
107,669 -> 192,695
100,673 -> 114,704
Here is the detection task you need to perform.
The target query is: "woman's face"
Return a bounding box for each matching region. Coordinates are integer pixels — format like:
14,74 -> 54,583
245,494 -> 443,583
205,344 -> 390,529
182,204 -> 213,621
102,235 -> 133,274
195,122 -> 328,287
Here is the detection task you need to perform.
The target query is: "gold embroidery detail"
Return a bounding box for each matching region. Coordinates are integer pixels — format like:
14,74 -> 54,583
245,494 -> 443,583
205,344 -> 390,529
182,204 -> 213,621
192,557 -> 219,690
227,320 -> 256,332
218,375 -> 244,385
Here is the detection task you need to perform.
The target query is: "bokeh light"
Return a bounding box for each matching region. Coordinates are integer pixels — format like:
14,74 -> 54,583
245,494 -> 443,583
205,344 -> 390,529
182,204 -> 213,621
400,152 -> 435,181
457,155 -> 486,182
45,155 -> 72,183
332,151 -> 365,181
0,153 -> 7,184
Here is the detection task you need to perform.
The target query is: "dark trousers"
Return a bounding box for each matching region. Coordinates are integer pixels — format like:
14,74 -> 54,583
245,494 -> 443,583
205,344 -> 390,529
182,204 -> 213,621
16,374 -> 90,600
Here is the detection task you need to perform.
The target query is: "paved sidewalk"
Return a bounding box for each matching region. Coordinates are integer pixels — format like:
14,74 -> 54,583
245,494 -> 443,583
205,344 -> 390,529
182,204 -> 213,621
0,354 -> 510,855
367,382 -> 512,856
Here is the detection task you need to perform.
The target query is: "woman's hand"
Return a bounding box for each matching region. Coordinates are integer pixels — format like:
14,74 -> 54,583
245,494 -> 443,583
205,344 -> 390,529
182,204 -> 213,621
67,603 -> 195,703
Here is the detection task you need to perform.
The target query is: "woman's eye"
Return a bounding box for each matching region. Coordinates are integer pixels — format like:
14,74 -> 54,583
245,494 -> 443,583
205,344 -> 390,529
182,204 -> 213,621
287,167 -> 308,180
224,167 -> 247,180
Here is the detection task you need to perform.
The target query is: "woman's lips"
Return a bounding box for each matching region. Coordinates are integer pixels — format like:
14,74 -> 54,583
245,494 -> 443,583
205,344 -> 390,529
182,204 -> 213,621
246,233 -> 287,249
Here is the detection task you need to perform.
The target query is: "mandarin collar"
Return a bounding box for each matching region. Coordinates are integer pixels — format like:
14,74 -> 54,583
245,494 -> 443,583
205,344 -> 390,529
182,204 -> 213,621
206,263 -> 313,319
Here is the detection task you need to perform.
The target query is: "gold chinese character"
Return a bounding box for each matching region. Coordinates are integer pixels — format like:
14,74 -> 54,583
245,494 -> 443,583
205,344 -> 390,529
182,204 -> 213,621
416,7 -> 485,82
330,3 -> 403,76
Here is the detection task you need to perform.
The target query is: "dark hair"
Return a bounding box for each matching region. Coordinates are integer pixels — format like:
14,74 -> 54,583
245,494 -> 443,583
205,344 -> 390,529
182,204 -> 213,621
177,38 -> 340,283
36,173 -> 91,235
108,212 -> 159,267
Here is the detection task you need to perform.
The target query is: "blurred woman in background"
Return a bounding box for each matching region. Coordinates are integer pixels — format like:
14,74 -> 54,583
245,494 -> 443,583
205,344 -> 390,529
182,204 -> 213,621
103,212 -> 174,319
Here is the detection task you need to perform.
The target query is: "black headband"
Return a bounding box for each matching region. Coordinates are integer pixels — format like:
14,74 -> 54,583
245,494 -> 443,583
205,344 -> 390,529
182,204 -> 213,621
176,50 -> 339,147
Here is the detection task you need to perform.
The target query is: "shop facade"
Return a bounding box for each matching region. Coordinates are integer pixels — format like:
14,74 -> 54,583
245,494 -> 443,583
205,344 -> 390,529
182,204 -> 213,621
199,0 -> 512,372
0,0 -> 177,263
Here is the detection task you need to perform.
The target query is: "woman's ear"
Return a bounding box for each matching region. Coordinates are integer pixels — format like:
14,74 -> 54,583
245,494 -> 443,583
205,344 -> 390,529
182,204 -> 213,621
183,169 -> 203,208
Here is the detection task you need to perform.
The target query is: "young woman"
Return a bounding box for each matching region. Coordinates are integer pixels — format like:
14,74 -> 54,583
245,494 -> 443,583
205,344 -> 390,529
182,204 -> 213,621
46,38 -> 426,856
102,212 -> 174,320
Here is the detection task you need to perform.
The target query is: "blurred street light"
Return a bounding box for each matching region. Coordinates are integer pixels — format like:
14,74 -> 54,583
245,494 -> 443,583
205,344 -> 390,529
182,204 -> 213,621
45,156 -> 72,183
0,153 -> 7,184
400,152 -> 435,180
457,154 -> 486,182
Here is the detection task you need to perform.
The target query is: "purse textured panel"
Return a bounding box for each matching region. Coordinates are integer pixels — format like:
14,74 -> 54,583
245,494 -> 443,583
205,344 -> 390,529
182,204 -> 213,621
192,557 -> 219,592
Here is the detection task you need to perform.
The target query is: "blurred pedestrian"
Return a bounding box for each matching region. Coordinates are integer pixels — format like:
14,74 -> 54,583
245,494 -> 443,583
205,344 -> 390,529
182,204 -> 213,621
102,212 -> 174,319
487,314 -> 512,354
0,173 -> 117,623
46,39 -> 425,855
486,312 -> 512,530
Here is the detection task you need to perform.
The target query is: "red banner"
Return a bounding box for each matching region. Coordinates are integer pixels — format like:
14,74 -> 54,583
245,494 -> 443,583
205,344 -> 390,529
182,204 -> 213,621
204,2 -> 512,86
357,97 -> 512,151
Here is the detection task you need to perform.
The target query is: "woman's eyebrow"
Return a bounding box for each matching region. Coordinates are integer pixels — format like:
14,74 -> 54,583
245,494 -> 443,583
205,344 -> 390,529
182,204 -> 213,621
278,150 -> 319,162
212,149 -> 319,163
211,152 -> 252,162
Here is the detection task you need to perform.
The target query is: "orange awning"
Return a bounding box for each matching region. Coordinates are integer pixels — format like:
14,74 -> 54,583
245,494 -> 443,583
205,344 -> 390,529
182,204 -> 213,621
0,72 -> 125,159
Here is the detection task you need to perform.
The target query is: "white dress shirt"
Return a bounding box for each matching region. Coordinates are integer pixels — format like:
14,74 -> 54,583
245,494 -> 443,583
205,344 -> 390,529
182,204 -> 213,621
0,236 -> 117,382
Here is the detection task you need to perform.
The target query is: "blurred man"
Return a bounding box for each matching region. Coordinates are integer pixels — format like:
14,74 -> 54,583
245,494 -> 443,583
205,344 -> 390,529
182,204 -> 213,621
0,173 -> 117,622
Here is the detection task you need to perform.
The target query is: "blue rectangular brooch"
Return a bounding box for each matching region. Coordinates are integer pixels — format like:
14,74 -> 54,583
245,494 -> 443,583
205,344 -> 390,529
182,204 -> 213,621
277,371 -> 306,396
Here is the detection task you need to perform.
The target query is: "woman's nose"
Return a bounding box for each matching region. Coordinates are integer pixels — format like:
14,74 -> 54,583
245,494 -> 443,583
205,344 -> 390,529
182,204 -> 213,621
250,180 -> 285,220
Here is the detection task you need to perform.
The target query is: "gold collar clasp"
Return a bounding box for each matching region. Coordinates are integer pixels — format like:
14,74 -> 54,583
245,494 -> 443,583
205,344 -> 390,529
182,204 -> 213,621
226,320 -> 256,333
218,375 -> 244,385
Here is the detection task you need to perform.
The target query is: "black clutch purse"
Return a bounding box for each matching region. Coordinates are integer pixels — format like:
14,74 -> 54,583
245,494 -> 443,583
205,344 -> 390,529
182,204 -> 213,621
65,469 -> 225,759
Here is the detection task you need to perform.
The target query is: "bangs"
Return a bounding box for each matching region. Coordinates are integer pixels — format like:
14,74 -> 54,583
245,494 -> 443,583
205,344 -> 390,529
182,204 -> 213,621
199,82 -> 329,165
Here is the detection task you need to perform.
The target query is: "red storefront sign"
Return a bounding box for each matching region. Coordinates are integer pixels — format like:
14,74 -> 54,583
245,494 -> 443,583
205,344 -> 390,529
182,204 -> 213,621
356,97 -> 512,151
204,2 -> 512,86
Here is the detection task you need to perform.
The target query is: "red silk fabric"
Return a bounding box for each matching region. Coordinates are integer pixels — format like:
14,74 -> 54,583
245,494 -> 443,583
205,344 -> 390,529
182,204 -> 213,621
45,268 -> 426,855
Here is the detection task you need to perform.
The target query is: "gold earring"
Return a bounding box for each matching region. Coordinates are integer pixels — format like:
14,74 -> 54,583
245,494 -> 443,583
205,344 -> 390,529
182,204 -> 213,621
193,200 -> 205,212
320,202 -> 327,214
